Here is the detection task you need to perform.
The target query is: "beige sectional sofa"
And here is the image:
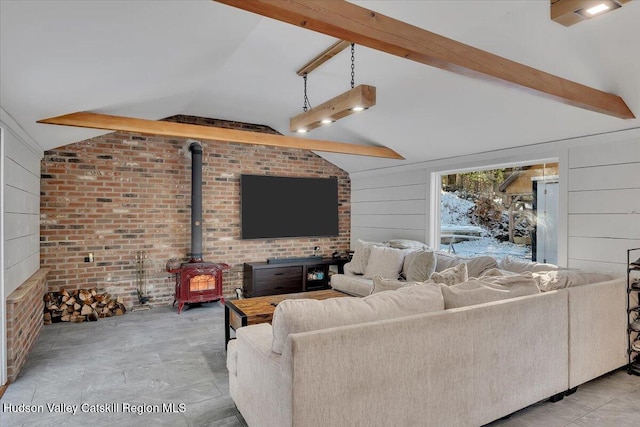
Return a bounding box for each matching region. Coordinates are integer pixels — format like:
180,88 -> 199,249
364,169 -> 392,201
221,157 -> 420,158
227,245 -> 628,427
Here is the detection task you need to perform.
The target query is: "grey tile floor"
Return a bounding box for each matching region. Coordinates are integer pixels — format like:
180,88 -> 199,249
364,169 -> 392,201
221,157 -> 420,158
1,302 -> 639,427
1,303 -> 247,427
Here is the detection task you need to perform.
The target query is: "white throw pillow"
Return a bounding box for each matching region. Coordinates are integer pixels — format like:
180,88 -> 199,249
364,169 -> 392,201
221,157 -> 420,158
371,275 -> 414,294
433,252 -> 497,278
364,246 -> 407,279
429,263 -> 468,286
498,256 -> 559,273
271,283 -> 444,354
349,239 -> 384,275
405,250 -> 437,282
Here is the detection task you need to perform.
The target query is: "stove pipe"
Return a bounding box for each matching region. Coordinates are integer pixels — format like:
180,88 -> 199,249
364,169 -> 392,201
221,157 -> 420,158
189,141 -> 203,263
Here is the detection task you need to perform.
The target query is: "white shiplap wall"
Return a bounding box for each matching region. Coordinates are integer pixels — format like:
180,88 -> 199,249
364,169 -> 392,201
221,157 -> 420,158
1,111 -> 42,296
350,128 -> 639,275
1,110 -> 42,387
567,137 -> 640,276
351,168 -> 428,244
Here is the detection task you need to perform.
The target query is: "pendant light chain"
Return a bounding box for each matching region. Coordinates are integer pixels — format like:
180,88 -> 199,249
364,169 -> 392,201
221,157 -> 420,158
302,72 -> 312,112
350,43 -> 355,89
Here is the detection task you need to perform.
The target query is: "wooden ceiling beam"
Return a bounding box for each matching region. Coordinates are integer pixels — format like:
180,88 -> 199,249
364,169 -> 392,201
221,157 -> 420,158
297,39 -> 350,76
215,0 -> 635,120
37,112 -> 404,159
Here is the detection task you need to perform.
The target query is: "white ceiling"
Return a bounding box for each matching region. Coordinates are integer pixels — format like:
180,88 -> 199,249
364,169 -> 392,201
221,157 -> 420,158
1,0 -> 639,173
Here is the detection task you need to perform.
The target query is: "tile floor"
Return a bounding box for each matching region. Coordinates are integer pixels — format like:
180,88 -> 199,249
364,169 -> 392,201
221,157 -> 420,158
1,302 -> 638,427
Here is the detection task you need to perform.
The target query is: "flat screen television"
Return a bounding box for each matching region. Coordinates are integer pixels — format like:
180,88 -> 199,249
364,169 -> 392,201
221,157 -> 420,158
241,174 -> 339,239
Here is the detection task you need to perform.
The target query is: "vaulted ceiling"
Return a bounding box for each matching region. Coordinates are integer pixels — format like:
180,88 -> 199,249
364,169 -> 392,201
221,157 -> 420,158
1,1 -> 638,173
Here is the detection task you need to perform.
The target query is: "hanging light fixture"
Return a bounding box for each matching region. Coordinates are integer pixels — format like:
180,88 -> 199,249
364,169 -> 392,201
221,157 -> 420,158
290,42 -> 376,133
551,0 -> 628,26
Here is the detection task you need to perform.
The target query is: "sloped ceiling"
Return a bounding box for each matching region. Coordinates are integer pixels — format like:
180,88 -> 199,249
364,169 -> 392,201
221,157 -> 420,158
1,0 -> 638,173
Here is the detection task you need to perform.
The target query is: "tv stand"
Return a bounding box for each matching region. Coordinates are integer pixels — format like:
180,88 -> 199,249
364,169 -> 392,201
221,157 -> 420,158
243,257 -> 348,297
267,256 -> 323,264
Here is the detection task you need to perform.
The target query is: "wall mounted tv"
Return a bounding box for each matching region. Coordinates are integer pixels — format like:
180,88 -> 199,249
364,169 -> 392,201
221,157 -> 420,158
241,175 -> 339,240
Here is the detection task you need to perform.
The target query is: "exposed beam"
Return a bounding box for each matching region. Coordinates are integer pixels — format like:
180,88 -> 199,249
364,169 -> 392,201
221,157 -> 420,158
37,112 -> 404,159
215,0 -> 635,120
297,39 -> 350,76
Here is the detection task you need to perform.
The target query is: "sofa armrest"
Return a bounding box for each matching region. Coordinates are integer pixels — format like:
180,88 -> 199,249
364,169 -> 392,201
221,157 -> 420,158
343,261 -> 358,275
231,323 -> 293,427
567,278 -> 627,388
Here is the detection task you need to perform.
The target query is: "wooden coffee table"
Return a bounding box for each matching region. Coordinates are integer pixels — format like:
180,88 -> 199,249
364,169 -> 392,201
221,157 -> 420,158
224,289 -> 350,348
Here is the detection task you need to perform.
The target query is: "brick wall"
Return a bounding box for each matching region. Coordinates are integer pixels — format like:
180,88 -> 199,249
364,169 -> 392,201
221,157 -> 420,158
6,269 -> 49,382
40,117 -> 350,308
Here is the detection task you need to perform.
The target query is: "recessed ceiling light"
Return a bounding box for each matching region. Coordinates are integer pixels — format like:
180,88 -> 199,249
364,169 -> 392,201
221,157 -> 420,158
296,129 -> 308,133
351,106 -> 365,112
586,3 -> 610,15
320,119 -> 334,124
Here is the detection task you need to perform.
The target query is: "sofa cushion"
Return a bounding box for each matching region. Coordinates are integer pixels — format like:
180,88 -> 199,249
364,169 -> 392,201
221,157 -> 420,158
498,256 -> 559,273
385,239 -> 429,250
533,270 -> 613,292
349,239 -> 385,275
478,268 -> 518,278
405,249 -> 437,282
439,273 -> 540,309
364,246 -> 407,279
330,274 -> 373,297
271,283 -> 444,354
429,263 -> 468,286
434,252 -> 498,278
371,275 -> 414,294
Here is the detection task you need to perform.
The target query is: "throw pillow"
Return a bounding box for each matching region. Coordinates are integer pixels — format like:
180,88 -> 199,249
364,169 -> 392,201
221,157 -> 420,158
401,249 -> 420,279
498,256 -> 559,273
271,283 -> 444,354
464,256 -> 499,278
363,246 -> 407,279
349,239 -> 384,275
371,275 -> 413,294
429,263 -> 468,286
433,252 -> 497,278
405,250 -> 437,282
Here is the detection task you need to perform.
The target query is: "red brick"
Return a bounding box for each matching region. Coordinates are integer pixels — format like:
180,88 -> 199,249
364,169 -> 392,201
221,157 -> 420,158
41,116 -> 350,307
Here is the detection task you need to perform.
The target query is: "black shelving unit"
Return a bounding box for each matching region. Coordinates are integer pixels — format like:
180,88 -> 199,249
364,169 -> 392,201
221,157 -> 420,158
627,247 -> 640,376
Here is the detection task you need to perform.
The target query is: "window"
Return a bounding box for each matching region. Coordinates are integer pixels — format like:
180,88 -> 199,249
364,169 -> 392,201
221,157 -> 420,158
437,162 -> 558,262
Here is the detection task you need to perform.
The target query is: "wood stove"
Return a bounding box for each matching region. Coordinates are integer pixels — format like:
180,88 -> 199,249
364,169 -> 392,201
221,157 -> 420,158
170,261 -> 227,314
168,141 -> 228,313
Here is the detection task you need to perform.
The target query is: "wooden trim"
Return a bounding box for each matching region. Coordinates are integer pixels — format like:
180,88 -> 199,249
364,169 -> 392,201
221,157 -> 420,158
0,383 -> 7,399
290,84 -> 376,132
37,112 -> 404,159
215,0 -> 635,119
297,39 -> 351,76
